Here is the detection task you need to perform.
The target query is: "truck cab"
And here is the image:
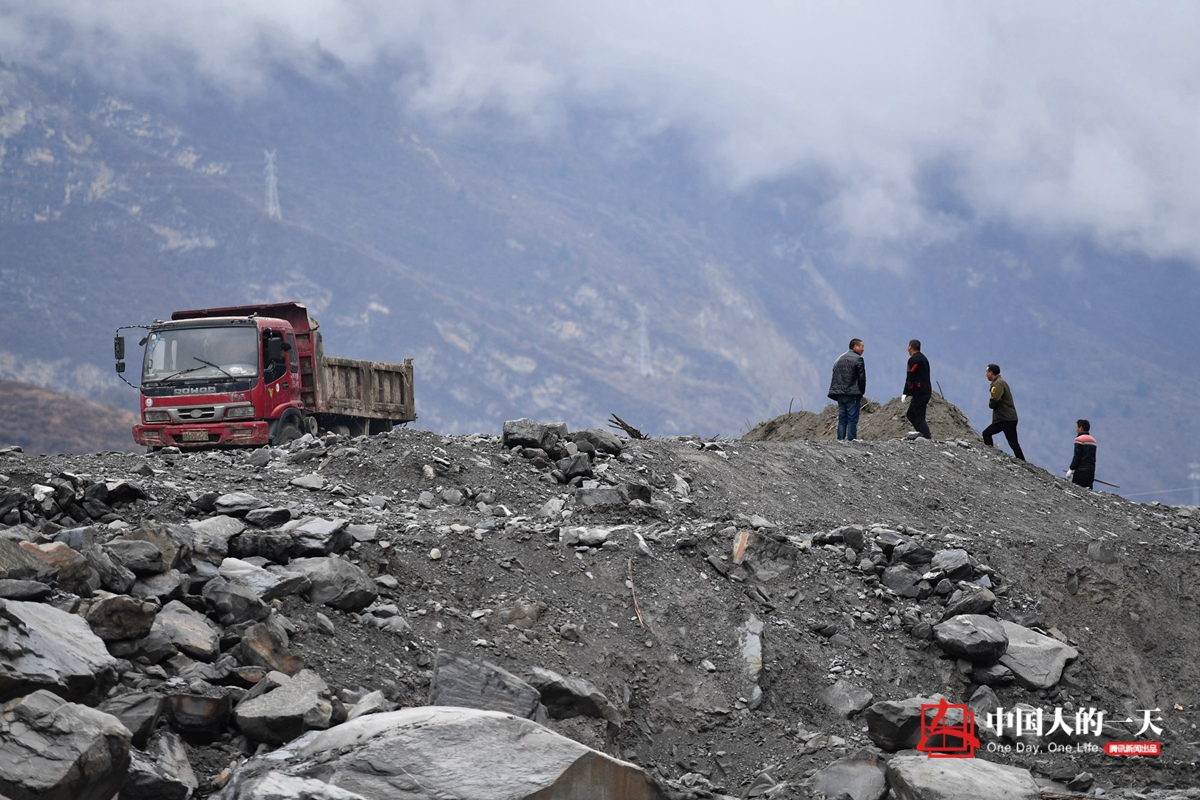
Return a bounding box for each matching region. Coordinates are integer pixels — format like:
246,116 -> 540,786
131,315 -> 307,448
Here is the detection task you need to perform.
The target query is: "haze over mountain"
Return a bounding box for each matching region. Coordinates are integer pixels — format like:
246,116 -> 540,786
0,3 -> 1198,503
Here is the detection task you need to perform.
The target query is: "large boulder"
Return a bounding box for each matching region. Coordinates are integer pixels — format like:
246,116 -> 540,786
0,538 -> 51,581
933,614 -> 1008,662
886,753 -> 1039,800
189,515 -> 246,564
80,593 -> 158,641
288,518 -> 353,556
863,695 -> 951,751
819,679 -> 875,718
430,650 -> 542,719
0,689 -> 132,800
573,428 -> 623,456
528,667 -> 622,726
808,752 -> 887,800
154,599 -> 220,662
216,706 -> 664,800
997,621 -> 1079,689
202,576 -> 271,625
0,599 -> 119,703
121,729 -> 198,800
502,418 -> 568,451
287,556 -> 377,612
234,669 -> 333,745
218,557 -> 310,601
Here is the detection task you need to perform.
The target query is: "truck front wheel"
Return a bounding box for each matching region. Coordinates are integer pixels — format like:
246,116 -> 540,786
272,421 -> 303,446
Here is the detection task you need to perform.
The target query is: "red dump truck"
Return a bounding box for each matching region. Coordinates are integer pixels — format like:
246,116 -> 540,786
114,302 -> 415,448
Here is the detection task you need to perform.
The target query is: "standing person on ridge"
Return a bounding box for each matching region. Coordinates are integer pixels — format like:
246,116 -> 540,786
827,338 -> 866,441
1067,419 -> 1097,489
981,363 -> 1025,461
901,339 -> 932,440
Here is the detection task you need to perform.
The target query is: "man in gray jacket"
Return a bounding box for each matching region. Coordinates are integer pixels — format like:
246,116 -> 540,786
827,338 -> 866,441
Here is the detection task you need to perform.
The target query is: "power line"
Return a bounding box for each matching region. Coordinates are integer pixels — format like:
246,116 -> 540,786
1121,484 -> 1200,500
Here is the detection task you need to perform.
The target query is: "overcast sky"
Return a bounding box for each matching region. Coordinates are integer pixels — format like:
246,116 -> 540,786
4,1 -> 1199,268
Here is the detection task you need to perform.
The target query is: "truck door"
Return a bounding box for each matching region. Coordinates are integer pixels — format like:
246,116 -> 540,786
262,329 -> 301,417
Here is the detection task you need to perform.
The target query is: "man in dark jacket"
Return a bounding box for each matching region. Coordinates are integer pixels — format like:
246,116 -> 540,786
901,339 -> 932,440
1067,419 -> 1097,489
981,363 -> 1025,461
828,338 -> 866,441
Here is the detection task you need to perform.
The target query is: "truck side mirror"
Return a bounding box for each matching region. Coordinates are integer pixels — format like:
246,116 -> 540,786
115,361 -> 126,374
114,335 -> 125,360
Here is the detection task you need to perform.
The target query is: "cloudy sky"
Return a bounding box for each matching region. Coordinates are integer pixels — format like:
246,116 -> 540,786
3,1 -> 1198,267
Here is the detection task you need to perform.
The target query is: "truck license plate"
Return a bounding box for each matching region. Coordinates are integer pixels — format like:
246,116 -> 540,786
180,430 -> 209,442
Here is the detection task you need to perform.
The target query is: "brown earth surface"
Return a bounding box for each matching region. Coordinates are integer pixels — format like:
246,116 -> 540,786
0,379 -> 137,454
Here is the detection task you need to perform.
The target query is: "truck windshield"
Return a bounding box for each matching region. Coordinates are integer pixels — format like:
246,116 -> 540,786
143,327 -> 259,383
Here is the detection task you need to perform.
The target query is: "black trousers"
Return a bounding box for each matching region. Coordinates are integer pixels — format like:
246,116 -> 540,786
905,394 -> 931,439
982,419 -> 1025,461
1071,469 -> 1095,490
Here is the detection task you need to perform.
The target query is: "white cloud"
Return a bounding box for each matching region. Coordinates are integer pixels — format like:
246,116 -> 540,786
3,0 -> 1199,266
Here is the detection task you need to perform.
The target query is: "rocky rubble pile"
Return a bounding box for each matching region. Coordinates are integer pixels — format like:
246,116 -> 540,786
0,418 -> 1199,799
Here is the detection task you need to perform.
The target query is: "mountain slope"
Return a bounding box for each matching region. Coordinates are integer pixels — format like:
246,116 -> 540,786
0,61 -> 1196,501
0,378 -> 136,453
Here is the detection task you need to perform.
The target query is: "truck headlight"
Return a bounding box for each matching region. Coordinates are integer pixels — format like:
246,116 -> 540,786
144,410 -> 170,423
226,406 -> 255,419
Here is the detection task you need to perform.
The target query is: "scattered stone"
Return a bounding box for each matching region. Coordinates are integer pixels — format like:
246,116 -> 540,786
215,492 -> 268,515
819,679 -> 875,717
560,526 -> 613,547
290,474 -> 326,491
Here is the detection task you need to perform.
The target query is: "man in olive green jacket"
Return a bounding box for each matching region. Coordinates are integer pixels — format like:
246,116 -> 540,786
982,363 -> 1025,461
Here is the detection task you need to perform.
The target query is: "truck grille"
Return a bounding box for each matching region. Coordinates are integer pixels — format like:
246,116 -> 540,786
174,406 -> 217,421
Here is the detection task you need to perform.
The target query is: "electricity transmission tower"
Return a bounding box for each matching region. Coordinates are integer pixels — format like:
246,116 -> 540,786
636,304 -> 653,377
264,150 -> 282,220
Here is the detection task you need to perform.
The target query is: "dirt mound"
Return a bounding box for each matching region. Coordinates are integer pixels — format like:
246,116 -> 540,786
743,394 -> 978,442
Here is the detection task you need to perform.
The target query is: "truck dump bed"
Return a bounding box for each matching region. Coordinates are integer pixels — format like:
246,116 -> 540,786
317,356 -> 416,425
172,302 -> 416,430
